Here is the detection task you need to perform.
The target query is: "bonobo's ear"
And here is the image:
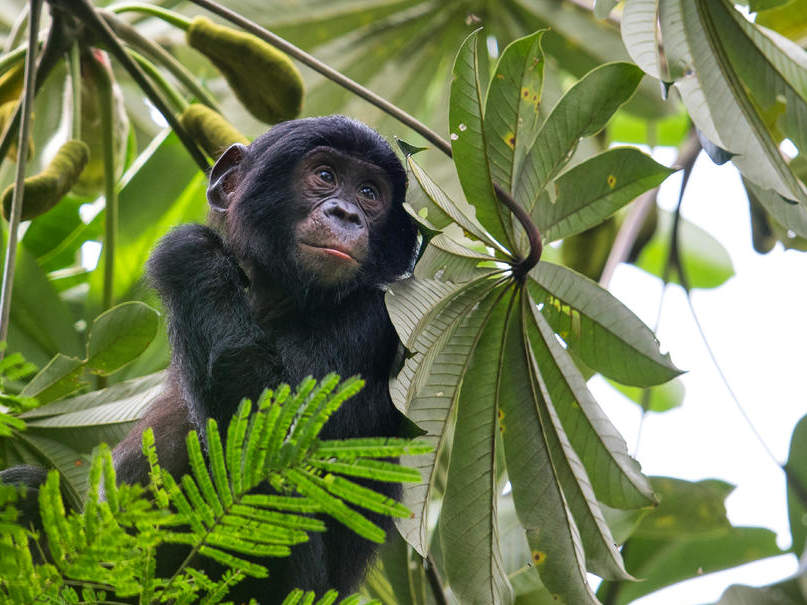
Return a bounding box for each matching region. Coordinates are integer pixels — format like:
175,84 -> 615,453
207,143 -> 247,212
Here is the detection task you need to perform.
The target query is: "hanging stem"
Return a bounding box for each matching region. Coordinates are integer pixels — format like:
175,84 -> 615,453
0,15 -> 74,163
187,0 -> 450,154
0,0 -> 43,348
64,0 -> 209,171
87,53 -> 119,313
68,42 -> 81,139
100,10 -> 219,110
128,48 -> 187,112
187,0 -> 543,271
107,2 -> 191,31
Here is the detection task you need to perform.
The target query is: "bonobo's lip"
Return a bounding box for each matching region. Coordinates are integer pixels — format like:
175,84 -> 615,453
299,242 -> 359,263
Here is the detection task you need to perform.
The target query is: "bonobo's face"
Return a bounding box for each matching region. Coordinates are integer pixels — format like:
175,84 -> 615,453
291,146 -> 393,286
206,116 -> 417,301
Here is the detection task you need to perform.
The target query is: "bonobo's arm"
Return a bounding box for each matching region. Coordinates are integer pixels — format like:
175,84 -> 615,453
147,224 -> 276,440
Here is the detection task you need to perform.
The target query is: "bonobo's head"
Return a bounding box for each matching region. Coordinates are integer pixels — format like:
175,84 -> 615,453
207,115 -> 417,300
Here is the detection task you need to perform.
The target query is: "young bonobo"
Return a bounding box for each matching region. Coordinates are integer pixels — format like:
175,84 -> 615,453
112,115 -> 418,602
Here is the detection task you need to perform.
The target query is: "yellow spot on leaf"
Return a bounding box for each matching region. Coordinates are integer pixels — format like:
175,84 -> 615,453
503,132 -> 515,150
607,174 -> 617,188
522,87 -> 530,99
496,73 -> 505,80
532,550 -> 546,565
498,409 -> 505,420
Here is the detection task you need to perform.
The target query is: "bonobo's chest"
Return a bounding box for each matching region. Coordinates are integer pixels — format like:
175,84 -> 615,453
262,288 -> 397,389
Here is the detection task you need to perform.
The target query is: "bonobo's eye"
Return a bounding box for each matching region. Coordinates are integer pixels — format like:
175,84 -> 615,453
358,183 -> 378,201
315,166 -> 336,184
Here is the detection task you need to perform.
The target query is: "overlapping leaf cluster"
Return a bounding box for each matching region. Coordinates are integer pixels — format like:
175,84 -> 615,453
387,30 -> 681,604
622,0 -> 807,244
0,374 -> 429,604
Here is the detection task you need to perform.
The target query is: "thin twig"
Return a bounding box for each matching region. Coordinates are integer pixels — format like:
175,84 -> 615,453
100,10 -> 219,111
187,0 -> 450,155
0,0 -> 42,349
63,0 -> 209,171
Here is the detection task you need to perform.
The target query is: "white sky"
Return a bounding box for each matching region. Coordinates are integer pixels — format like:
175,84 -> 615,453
589,149 -> 807,604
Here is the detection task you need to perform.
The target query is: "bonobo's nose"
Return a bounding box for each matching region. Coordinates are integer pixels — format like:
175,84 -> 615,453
323,198 -> 363,227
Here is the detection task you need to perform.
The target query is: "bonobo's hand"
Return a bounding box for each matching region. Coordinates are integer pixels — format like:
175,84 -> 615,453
147,224 -> 246,298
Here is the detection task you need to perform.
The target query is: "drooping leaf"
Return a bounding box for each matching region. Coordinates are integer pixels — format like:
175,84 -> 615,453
438,293 -> 512,604
387,276 -> 509,554
528,261 -> 682,386
405,153 -> 507,254
20,354 -> 85,403
626,0 -> 807,205
523,297 -> 635,579
525,296 -> 655,510
597,477 -> 783,604
497,288 -> 598,605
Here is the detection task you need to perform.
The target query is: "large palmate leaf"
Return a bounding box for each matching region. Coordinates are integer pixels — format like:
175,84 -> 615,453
622,0 -> 807,216
388,39 -> 676,602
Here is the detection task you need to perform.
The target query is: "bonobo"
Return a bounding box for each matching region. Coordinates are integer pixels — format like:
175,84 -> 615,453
110,115 -> 418,603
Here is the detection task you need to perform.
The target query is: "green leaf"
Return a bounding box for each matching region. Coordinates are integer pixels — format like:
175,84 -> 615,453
632,477 -> 734,539
514,62 -> 644,218
786,414 -> 807,556
597,477 -> 783,604
712,576 -> 807,605
498,288 -> 598,605
414,230 -> 497,284
20,354 -> 85,403
7,245 -> 82,367
86,302 -> 160,376
528,261 -> 682,387
658,0 -> 807,205
523,296 -> 634,580
449,29 -> 512,251
540,147 -> 674,243
635,209 -> 735,289
483,30 -> 546,256
757,0 -> 807,46
20,371 -> 163,419
607,377 -> 686,413
439,294 -> 512,604
525,296 -> 655,511
406,154 -> 506,254
386,276 -> 508,554
622,0 -> 666,81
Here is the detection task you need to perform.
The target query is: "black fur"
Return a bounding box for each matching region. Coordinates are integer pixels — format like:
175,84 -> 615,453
114,115 -> 418,602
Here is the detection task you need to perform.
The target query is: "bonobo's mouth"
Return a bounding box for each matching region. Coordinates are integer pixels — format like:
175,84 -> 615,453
299,242 -> 359,263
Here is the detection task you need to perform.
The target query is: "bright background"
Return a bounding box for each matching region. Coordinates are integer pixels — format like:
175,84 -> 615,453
590,148 -> 806,604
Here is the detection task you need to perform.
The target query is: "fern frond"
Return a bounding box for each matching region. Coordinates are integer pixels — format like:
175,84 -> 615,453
226,398 -> 251,495
187,429 -> 224,516
284,469 -> 385,543
314,438 -> 433,458
310,458 -> 422,483
319,475 -> 410,518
